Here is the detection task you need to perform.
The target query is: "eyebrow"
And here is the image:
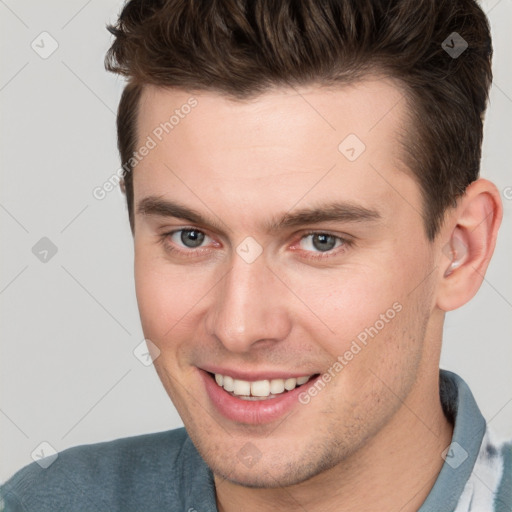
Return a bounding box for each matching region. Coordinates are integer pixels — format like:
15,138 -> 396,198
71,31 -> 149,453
136,196 -> 381,233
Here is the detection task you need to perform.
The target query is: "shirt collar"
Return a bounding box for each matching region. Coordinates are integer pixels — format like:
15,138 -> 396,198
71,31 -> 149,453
418,370 -> 486,511
178,369 -> 486,511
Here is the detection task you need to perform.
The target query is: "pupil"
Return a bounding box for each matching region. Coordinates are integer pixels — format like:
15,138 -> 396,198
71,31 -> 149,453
312,234 -> 336,252
181,229 -> 204,248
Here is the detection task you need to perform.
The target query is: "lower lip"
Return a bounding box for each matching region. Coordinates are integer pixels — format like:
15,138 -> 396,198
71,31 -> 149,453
200,370 -> 318,425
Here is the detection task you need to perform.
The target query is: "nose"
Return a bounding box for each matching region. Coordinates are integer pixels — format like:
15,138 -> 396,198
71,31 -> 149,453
205,253 -> 292,353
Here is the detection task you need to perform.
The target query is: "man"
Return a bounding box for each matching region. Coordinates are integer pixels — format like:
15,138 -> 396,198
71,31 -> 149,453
2,0 -> 510,510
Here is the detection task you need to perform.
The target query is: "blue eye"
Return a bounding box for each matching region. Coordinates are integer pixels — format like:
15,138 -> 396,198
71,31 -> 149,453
160,228 -> 352,262
170,229 -> 210,249
299,233 -> 344,253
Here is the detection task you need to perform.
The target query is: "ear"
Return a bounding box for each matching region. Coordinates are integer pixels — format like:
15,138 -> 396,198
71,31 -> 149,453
436,178 -> 503,312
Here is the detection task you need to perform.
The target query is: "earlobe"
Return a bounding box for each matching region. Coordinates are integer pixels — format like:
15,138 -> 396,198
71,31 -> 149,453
436,179 -> 503,312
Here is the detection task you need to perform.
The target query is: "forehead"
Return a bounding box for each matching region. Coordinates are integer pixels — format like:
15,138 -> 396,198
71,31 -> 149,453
137,78 -> 408,151
133,79 -> 420,230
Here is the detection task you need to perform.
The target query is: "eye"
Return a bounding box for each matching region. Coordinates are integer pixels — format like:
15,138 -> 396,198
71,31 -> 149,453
169,229 -> 211,249
299,233 -> 344,253
292,231 -> 354,260
160,228 -> 351,261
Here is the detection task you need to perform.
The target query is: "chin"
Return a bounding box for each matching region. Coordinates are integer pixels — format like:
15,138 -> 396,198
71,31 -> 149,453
202,439 -> 344,489
215,463 -> 309,489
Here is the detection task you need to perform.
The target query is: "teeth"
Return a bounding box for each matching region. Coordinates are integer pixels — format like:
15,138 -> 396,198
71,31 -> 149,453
233,379 -> 251,396
269,379 -> 285,394
284,378 -> 297,390
223,375 -> 234,392
213,373 -> 313,398
251,380 -> 270,397
238,395 -> 278,401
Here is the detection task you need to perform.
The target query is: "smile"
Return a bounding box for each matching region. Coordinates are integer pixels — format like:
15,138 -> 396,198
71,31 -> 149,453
213,373 -> 314,400
200,369 -> 321,424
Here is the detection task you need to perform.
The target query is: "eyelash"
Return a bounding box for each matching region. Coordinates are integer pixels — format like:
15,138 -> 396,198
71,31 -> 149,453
159,228 -> 354,261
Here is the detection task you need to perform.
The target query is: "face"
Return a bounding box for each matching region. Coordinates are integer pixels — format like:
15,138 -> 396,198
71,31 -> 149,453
132,80 -> 441,487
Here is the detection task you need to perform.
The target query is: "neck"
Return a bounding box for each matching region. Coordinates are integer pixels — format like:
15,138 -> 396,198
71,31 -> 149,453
215,371 -> 453,512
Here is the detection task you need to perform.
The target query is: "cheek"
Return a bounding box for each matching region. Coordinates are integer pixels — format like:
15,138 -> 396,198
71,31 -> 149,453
283,251 -> 428,373
134,243 -> 220,344
134,245 -> 185,339
285,265 -> 401,339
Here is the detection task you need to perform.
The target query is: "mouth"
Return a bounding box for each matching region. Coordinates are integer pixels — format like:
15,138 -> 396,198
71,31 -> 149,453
200,369 -> 321,424
210,372 -> 318,400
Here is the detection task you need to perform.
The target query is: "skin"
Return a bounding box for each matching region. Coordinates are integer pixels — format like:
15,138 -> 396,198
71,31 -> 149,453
132,79 -> 502,511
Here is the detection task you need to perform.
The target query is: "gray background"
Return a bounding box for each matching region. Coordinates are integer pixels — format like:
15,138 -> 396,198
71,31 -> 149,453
1,0 -> 511,481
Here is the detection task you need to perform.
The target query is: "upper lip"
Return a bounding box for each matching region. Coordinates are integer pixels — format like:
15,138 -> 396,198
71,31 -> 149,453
200,365 -> 318,382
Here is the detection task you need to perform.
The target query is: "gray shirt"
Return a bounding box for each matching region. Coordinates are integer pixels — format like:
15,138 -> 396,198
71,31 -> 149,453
1,370 -> 511,511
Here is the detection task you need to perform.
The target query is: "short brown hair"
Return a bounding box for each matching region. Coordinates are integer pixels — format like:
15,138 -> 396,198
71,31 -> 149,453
105,0 -> 492,240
